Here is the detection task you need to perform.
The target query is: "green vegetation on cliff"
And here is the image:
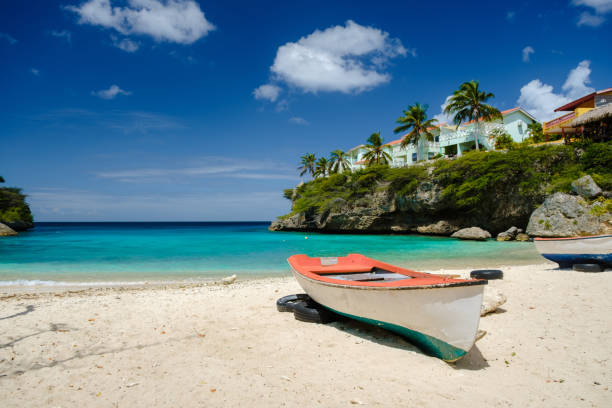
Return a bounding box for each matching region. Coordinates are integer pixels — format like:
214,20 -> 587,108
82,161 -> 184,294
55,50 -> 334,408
282,143 -> 612,223
0,177 -> 34,226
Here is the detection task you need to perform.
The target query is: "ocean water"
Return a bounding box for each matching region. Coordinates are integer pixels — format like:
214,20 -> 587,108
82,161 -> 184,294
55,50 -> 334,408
0,222 -> 544,285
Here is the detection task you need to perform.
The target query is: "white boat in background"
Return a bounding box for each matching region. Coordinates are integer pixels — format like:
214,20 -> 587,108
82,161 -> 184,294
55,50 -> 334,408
288,254 -> 487,362
534,235 -> 612,268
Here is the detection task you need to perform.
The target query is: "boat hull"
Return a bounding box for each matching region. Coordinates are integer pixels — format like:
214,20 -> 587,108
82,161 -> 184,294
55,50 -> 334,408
291,269 -> 485,362
534,235 -> 612,268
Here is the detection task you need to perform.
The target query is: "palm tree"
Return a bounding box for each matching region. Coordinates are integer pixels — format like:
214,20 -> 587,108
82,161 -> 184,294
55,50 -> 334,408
362,132 -> 392,166
443,80 -> 501,151
298,153 -> 316,178
314,157 -> 330,178
393,103 -> 438,161
329,150 -> 350,173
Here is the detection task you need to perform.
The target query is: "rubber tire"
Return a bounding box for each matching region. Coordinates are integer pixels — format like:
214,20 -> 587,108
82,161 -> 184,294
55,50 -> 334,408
276,294 -> 310,312
293,300 -> 338,324
573,263 -> 604,273
470,269 -> 503,280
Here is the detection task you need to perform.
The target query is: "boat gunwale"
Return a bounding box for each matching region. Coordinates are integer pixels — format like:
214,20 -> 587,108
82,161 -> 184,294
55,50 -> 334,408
534,234 -> 611,241
290,267 -> 487,291
288,254 -> 487,290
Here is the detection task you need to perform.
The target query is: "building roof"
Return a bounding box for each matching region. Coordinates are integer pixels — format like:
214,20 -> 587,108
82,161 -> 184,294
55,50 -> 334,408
554,87 -> 612,112
571,103 -> 612,126
347,144 -> 365,152
384,123 -> 444,147
459,107 -> 536,126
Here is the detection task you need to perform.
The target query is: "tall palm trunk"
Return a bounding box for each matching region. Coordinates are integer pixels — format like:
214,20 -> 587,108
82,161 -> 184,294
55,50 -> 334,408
474,122 -> 480,151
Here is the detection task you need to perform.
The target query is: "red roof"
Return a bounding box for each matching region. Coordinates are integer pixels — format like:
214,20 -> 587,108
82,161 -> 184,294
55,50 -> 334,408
554,87 -> 612,112
459,107 -> 522,126
384,123 -> 443,146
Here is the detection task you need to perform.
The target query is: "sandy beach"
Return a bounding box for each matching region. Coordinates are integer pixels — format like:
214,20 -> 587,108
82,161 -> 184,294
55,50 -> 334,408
1,263 -> 611,407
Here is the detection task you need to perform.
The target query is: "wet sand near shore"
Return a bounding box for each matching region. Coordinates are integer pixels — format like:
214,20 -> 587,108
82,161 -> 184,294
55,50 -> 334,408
1,263 -> 610,407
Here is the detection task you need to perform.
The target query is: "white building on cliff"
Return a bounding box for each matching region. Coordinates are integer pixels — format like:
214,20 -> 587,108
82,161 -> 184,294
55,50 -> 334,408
347,107 -> 536,170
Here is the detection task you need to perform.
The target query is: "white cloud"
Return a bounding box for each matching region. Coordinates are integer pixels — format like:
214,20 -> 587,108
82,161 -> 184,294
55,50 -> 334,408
572,0 -> 612,26
50,30 -> 72,43
577,11 -> 605,26
92,84 -> 132,99
0,32 -> 17,45
562,60 -> 595,99
30,68 -> 40,76
289,117 -> 309,125
522,46 -> 534,62
67,0 -> 215,44
572,0 -> 612,13
260,20 -> 408,95
433,96 -> 453,125
112,35 -> 140,52
517,60 -> 595,121
95,158 -> 296,181
253,84 -> 281,102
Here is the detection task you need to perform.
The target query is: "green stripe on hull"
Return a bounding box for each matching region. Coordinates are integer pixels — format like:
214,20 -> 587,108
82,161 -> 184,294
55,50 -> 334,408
326,307 -> 467,362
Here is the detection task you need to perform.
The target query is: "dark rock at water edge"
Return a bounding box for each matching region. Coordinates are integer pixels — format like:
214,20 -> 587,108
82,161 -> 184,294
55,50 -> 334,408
0,222 -> 18,236
3,220 -> 34,231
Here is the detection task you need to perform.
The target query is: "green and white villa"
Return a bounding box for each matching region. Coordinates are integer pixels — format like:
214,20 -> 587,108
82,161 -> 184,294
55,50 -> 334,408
347,107 -> 536,170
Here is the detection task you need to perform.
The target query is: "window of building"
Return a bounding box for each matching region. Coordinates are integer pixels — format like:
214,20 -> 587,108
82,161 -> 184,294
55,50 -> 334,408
412,153 -> 417,162
435,136 -> 439,142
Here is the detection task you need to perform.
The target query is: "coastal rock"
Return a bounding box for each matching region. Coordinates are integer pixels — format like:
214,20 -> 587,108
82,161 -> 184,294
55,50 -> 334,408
0,222 -> 18,236
222,274 -> 237,285
496,232 -> 512,241
416,220 -> 460,236
397,181 -> 444,213
451,227 -> 492,241
481,287 -> 507,316
269,213 -> 307,231
496,226 -> 521,241
525,192 -> 612,237
571,175 -> 602,198
515,233 -> 530,241
3,220 -> 34,231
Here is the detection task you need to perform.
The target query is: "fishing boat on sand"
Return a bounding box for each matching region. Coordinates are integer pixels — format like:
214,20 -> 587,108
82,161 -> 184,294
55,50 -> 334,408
534,235 -> 612,268
287,254 -> 487,362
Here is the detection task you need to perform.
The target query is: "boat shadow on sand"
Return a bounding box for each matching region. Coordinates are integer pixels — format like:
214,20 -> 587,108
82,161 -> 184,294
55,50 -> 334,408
326,316 -> 489,370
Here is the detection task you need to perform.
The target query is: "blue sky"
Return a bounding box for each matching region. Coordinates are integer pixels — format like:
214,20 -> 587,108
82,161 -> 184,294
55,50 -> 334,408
1,0 -> 611,221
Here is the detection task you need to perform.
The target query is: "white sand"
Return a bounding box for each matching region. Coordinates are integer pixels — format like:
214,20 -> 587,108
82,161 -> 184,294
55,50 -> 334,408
1,263 -> 611,407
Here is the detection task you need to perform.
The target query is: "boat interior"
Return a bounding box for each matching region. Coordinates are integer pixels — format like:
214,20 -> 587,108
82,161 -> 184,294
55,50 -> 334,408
321,267 -> 411,282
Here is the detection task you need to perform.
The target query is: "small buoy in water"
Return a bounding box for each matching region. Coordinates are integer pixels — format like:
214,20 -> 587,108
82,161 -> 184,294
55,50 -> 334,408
304,236 -> 308,240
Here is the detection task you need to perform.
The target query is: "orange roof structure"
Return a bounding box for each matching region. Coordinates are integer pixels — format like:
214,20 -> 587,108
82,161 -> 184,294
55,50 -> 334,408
554,88 -> 612,112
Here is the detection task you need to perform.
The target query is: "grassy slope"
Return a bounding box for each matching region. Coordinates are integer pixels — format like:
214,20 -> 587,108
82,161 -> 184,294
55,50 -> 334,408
282,143 -> 612,224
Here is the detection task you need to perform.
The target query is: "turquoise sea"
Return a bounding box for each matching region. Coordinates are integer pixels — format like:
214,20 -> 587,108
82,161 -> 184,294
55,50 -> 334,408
0,222 -> 544,285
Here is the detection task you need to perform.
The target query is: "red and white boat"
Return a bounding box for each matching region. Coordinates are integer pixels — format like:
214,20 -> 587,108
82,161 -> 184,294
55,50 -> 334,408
288,254 -> 486,361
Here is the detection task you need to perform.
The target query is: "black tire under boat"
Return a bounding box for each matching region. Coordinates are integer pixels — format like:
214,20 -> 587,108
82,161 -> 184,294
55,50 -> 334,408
276,294 -> 310,312
293,300 -> 338,324
572,263 -> 604,273
470,269 -> 503,280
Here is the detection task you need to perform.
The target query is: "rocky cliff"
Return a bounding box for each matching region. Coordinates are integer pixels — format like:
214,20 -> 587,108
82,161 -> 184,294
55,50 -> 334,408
271,144 -> 612,237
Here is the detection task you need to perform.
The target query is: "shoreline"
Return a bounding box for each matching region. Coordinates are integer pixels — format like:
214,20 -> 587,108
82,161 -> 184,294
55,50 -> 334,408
1,263 -> 611,407
0,262 -> 556,294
